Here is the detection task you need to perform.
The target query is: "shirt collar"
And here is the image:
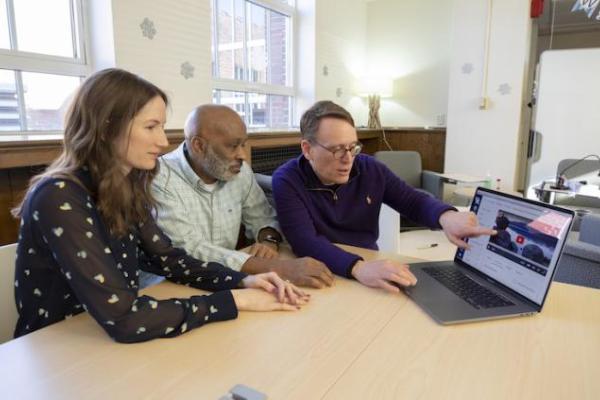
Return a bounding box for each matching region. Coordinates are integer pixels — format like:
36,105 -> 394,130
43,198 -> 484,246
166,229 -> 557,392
169,142 -> 225,190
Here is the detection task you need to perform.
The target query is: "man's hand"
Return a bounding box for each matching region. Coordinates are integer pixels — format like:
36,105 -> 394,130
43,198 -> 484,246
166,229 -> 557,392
274,257 -> 335,289
351,259 -> 417,293
244,242 -> 278,259
439,210 -> 497,249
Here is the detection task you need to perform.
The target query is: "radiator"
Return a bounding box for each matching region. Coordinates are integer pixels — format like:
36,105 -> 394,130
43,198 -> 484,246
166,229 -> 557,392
251,144 -> 301,175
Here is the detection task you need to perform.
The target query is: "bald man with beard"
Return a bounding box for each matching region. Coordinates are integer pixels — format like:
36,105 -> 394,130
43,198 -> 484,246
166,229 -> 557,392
151,105 -> 333,288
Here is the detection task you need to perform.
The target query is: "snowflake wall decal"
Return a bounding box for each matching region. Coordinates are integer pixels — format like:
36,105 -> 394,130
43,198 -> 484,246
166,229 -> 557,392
461,63 -> 474,74
498,83 -> 511,95
140,18 -> 157,40
180,62 -> 195,79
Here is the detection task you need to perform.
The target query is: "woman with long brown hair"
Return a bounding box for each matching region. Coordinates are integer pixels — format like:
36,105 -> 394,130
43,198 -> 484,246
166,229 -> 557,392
12,68 -> 308,342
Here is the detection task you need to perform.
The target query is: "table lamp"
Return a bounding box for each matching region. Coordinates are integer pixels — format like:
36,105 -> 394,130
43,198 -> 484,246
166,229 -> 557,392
355,77 -> 393,129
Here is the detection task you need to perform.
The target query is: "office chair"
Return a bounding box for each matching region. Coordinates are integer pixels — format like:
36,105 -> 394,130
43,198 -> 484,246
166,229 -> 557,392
0,243 -> 18,343
554,214 -> 600,289
374,151 -> 444,199
255,173 -> 275,207
375,151 -> 444,231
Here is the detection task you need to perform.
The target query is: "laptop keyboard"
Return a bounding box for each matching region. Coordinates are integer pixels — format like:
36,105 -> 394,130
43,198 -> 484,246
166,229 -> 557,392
423,267 -> 515,309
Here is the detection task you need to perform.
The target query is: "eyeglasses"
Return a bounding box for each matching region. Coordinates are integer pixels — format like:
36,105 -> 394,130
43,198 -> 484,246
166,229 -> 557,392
311,140 -> 363,160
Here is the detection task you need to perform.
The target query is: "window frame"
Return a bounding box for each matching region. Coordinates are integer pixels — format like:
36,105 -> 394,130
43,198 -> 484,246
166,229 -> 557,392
211,0 -> 295,128
0,0 -> 90,135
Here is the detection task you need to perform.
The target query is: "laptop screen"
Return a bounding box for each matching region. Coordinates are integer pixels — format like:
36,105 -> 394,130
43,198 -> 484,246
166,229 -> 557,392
456,188 -> 574,305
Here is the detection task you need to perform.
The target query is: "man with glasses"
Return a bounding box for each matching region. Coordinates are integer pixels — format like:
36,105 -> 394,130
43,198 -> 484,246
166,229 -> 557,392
272,101 -> 495,292
151,105 -> 334,288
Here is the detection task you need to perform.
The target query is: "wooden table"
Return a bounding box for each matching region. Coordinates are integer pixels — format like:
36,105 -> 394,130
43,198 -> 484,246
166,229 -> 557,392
323,279 -> 600,399
1,245 -> 599,400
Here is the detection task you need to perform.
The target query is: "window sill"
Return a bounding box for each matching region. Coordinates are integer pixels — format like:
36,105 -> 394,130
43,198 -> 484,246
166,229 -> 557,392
0,128 -> 440,170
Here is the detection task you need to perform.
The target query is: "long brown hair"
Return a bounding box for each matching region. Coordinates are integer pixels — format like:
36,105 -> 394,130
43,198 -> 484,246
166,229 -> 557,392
13,68 -> 168,236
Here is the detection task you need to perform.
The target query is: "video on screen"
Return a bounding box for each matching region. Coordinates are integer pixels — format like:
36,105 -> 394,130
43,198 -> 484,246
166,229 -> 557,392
488,210 -> 558,269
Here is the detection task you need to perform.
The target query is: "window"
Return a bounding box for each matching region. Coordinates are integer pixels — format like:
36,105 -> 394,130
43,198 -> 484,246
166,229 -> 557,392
0,0 -> 88,134
211,0 -> 294,129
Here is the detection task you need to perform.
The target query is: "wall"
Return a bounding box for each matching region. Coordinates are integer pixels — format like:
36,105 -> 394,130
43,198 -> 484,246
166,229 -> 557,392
105,0 -> 370,128
528,48 -> 600,190
364,0 -> 455,128
313,0 -> 367,125
445,0 -> 532,190
295,0 -> 368,125
295,0 -> 316,124
301,0 -> 455,129
110,0 -> 213,129
102,0 -> 369,128
87,0 -> 115,71
96,0 -> 455,129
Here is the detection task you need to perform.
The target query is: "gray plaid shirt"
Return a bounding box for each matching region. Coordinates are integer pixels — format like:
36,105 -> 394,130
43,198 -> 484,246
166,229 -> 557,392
152,143 -> 279,271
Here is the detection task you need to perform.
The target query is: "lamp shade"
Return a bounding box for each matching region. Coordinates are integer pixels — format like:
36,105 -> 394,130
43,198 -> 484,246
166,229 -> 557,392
354,77 -> 393,98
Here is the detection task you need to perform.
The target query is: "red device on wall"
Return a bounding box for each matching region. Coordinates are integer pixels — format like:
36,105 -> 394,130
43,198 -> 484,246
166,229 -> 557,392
531,0 -> 545,18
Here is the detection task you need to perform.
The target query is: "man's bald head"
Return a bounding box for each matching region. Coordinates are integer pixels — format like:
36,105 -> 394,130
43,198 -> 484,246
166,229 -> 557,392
183,104 -> 248,183
184,104 -> 246,144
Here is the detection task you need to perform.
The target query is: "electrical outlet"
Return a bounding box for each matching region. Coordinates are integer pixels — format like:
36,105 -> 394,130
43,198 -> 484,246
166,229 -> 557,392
436,114 -> 446,126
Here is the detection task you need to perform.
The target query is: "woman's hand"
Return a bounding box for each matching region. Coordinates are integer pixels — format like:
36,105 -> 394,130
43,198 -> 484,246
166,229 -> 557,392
231,289 -> 307,311
240,272 -> 310,305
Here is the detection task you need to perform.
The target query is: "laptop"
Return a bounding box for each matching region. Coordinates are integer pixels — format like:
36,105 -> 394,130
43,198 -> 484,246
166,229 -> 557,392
404,187 -> 574,324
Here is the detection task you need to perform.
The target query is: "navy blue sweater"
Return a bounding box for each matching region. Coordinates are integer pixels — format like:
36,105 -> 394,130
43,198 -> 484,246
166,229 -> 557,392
272,154 -> 455,277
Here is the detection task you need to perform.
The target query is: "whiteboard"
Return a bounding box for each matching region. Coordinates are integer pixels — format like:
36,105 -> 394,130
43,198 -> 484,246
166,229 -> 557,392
528,48 -> 600,189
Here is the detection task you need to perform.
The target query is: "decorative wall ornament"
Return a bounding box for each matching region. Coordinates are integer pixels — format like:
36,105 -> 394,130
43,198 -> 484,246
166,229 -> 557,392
180,62 -> 195,79
498,83 -> 511,95
461,63 -> 474,74
140,18 -> 157,39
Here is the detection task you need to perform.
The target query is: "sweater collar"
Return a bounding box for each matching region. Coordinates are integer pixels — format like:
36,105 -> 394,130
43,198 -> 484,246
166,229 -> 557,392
297,154 -> 361,189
